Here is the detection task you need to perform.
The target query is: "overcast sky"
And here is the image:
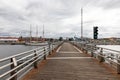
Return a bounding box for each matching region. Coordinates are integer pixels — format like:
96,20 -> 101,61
0,0 -> 120,38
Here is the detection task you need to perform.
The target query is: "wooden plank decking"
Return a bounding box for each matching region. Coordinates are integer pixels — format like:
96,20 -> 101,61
22,42 -> 120,80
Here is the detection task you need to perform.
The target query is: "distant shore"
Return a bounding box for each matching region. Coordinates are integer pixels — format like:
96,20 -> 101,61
0,42 -> 25,45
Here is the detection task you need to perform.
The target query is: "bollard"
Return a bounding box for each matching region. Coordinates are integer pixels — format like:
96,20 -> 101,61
34,50 -> 38,69
10,58 -> 17,80
117,56 -> 120,74
44,47 -> 46,60
98,48 -> 105,63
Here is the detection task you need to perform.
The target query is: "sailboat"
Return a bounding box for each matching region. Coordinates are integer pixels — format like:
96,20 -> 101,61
25,25 -> 48,46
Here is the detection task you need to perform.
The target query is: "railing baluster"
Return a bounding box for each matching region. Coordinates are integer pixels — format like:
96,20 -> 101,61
34,50 -> 38,69
10,58 -> 17,80
44,47 -> 46,60
52,44 -> 54,53
98,48 -> 105,63
91,46 -> 94,57
48,42 -> 51,55
117,56 -> 120,74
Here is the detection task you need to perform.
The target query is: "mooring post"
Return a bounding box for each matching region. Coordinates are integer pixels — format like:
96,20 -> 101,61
117,56 -> 120,74
10,58 -> 17,80
44,47 -> 46,60
34,50 -> 38,69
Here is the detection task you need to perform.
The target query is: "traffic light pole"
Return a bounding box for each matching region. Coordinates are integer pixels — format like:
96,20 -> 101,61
93,26 -> 98,39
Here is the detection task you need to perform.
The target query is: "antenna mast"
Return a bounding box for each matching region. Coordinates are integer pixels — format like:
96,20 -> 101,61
36,25 -> 38,42
81,8 -> 83,39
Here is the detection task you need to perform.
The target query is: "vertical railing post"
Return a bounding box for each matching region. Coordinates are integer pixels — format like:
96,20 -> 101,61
94,45 -> 97,58
98,48 -> 105,62
117,56 -> 120,74
10,58 -> 17,80
44,47 -> 46,60
48,42 -> 51,55
84,44 -> 88,54
52,43 -> 54,53
34,50 -> 38,69
91,46 -> 94,57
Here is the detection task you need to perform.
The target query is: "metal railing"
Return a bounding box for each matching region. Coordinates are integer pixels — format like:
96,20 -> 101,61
71,41 -> 120,74
0,41 -> 63,80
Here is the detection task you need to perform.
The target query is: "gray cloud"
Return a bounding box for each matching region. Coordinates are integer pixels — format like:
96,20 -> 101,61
0,0 -> 120,38
97,0 -> 120,9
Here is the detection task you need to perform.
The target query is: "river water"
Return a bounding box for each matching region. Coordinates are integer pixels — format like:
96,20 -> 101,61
97,45 -> 120,51
0,45 -> 120,59
0,45 -> 39,59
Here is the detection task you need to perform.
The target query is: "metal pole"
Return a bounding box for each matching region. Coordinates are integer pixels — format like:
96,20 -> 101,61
43,24 -> 45,42
36,25 -> 38,42
81,8 -> 83,39
30,25 -> 32,42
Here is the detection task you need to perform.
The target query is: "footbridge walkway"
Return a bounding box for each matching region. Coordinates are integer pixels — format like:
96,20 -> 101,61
22,42 -> 120,80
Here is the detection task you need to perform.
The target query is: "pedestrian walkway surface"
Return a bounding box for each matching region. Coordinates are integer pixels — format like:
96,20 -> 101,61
22,42 -> 120,80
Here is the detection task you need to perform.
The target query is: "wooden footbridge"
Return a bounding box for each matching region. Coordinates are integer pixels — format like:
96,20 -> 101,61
22,42 -> 120,80
0,41 -> 120,80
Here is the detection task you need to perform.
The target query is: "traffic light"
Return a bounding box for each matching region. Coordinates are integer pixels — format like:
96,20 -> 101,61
93,26 -> 98,39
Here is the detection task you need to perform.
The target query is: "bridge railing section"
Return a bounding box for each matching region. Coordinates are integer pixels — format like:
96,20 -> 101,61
0,41 -> 63,80
71,41 -> 120,74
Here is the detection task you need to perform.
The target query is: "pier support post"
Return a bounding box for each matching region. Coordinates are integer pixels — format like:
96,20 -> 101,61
44,47 -> 46,60
10,58 -> 17,80
117,56 -> 120,74
34,50 -> 38,69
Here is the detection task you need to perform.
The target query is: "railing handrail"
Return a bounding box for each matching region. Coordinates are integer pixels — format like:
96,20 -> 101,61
0,41 -> 63,80
75,41 -> 120,53
72,41 -> 120,74
0,46 -> 44,62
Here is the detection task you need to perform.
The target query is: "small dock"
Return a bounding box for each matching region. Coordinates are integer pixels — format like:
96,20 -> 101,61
22,42 -> 120,80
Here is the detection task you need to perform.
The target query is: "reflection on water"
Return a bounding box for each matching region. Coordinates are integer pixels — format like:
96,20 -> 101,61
0,45 -> 39,59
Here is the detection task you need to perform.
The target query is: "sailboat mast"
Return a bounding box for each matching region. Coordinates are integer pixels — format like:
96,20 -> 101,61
30,25 -> 32,42
43,24 -> 44,40
36,25 -> 38,42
